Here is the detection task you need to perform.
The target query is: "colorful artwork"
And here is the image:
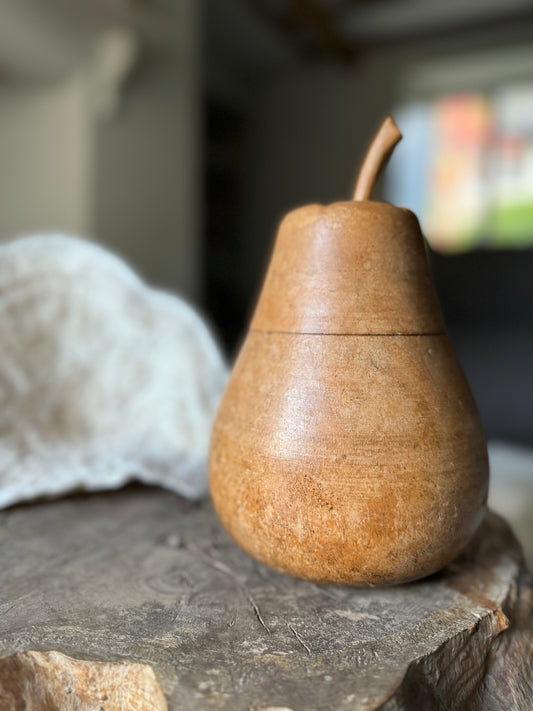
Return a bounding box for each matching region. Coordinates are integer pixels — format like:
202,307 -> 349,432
386,85 -> 533,252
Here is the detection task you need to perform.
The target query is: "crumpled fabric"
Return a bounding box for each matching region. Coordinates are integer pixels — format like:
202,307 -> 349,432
0,234 -> 227,508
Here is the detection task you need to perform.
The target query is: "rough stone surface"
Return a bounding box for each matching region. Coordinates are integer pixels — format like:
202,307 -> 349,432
0,650 -> 167,710
0,487 -> 531,710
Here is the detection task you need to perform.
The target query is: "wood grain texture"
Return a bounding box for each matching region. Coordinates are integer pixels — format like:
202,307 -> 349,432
0,488 -> 530,710
211,187 -> 488,584
210,331 -> 488,584
250,202 -> 445,336
353,117 -> 403,201
0,650 -> 167,711
212,118 -> 488,584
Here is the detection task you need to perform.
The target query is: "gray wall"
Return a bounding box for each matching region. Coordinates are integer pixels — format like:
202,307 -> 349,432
94,0 -> 202,302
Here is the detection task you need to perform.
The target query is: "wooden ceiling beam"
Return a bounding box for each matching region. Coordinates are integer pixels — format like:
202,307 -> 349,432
249,0 -> 357,62
289,0 -> 356,61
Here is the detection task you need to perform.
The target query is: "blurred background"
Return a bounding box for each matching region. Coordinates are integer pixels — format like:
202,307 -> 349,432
0,0 -> 532,552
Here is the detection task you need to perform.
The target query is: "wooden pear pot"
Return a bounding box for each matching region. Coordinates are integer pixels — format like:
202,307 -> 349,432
209,201 -> 489,585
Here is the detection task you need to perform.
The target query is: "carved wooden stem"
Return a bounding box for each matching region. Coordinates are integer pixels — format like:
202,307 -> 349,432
353,116 -> 402,201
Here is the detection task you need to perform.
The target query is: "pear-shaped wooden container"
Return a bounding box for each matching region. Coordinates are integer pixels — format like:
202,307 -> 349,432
209,119 -> 489,585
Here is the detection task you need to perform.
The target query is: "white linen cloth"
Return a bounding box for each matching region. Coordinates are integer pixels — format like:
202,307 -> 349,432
0,235 -> 227,508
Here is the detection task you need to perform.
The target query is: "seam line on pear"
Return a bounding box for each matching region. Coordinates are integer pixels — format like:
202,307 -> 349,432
250,330 -> 447,337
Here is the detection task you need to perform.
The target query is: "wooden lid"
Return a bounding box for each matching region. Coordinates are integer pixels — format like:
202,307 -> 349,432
251,200 -> 446,335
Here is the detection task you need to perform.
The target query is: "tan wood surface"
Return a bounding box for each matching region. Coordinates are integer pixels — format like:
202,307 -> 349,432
209,117 -> 489,585
211,331 -> 487,584
0,487 -> 531,710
